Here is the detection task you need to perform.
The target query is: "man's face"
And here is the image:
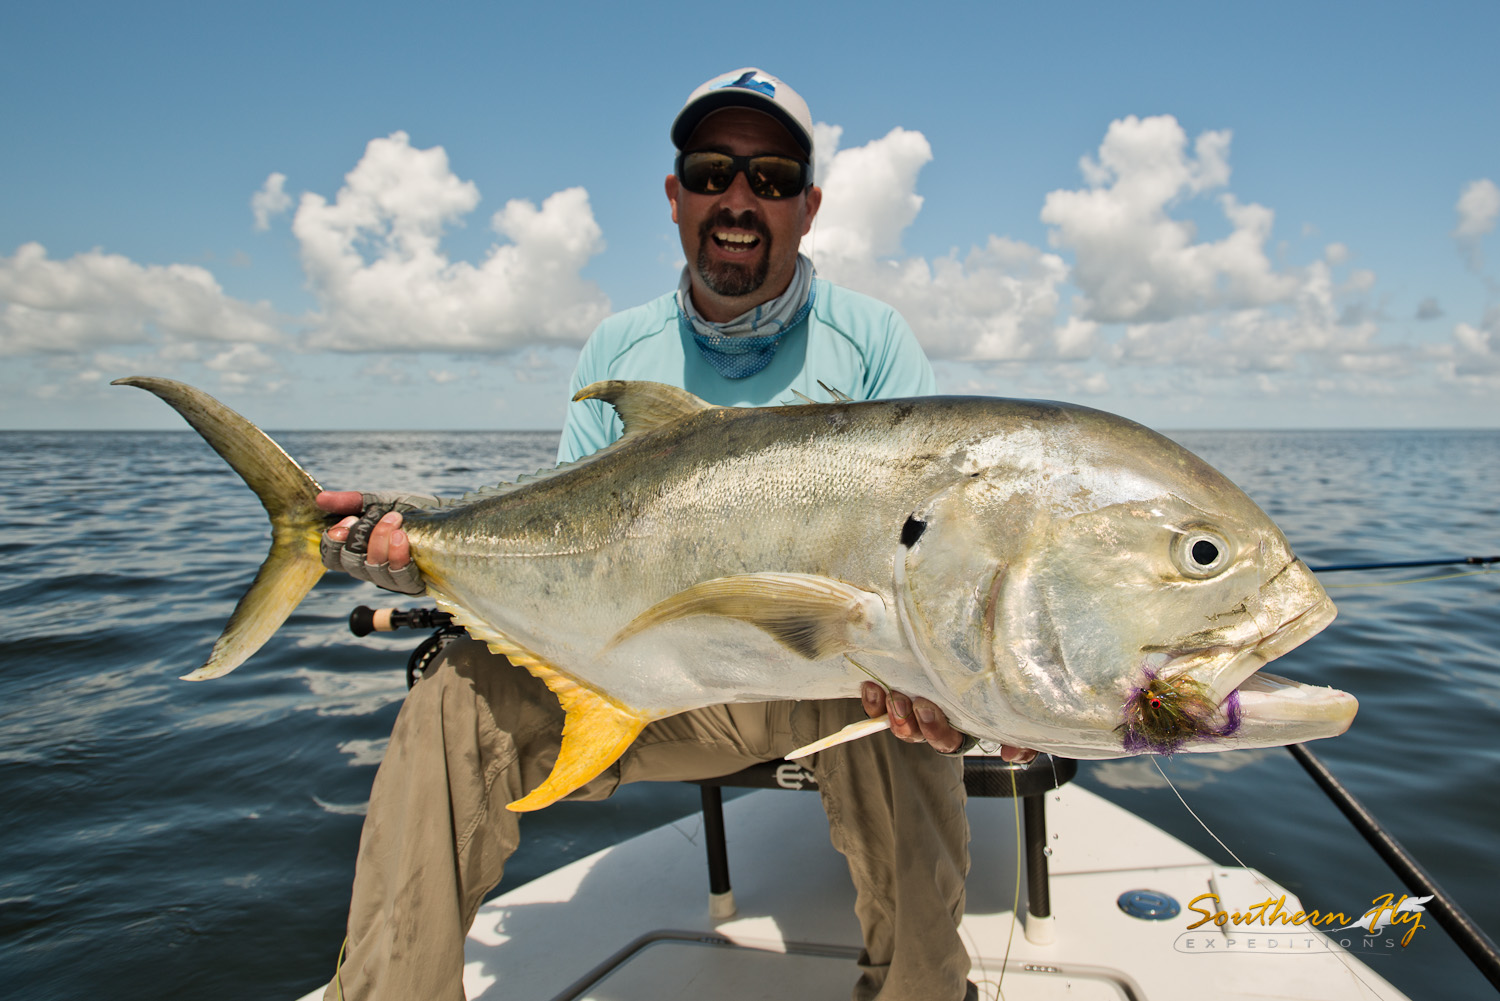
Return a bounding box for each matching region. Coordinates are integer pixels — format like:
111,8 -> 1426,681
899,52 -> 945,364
666,108 -> 822,321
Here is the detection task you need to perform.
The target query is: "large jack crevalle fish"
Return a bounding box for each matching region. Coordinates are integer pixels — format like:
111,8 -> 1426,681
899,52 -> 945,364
117,377 -> 1356,811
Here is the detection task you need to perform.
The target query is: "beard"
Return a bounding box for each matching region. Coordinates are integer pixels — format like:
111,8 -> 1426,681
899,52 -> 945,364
696,209 -> 772,298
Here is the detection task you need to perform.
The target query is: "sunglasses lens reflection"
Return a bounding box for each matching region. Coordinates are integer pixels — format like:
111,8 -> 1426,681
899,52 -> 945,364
679,153 -> 806,199
683,153 -> 735,194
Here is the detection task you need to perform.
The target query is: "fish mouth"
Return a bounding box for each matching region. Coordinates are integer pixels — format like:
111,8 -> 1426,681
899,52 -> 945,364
1151,593 -> 1356,749
1228,668 -> 1359,744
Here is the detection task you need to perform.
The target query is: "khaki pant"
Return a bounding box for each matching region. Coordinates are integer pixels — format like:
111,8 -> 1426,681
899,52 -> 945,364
326,639 -> 971,1001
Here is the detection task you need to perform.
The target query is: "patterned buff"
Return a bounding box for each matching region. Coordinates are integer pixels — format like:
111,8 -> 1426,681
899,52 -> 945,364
678,254 -> 816,379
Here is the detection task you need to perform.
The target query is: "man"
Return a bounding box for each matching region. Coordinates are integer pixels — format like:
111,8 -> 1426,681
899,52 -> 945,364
320,68 -> 1021,1001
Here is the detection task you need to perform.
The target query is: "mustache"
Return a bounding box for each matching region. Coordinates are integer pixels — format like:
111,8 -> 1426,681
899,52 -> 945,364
699,208 -> 771,243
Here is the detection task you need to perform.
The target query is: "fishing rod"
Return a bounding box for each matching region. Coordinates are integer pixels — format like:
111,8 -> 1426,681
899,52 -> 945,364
1309,555 -> 1498,573
1288,743 -> 1500,992
348,605 -> 452,636
349,605 -> 460,689
1297,553 -> 1500,988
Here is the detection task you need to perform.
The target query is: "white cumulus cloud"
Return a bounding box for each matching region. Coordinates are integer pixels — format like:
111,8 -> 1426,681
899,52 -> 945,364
1454,178 -> 1500,239
1453,178 -> 1499,273
803,114 -> 1391,380
1108,258 -> 1395,376
811,124 -> 930,260
1437,305 -> 1500,387
205,342 -> 283,388
251,172 -> 292,231
292,131 -> 611,352
1041,115 -> 1299,324
806,126 -> 1080,363
1026,114 -> 1410,383
0,242 -> 282,357
205,342 -> 279,373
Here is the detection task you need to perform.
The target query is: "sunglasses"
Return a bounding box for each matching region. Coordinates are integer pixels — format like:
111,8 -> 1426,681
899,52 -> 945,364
675,150 -> 812,200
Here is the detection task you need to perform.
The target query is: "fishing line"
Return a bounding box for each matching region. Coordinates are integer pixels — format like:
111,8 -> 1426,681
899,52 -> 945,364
1151,758 -> 1385,999
843,654 -> 888,688
1322,568 -> 1500,590
1152,758 -> 1270,886
996,765 -> 1023,1001
961,764 -> 1025,1001
967,756 -> 1060,1001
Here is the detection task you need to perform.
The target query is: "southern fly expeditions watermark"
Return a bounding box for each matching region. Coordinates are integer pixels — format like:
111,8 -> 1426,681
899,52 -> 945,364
1173,892 -> 1434,955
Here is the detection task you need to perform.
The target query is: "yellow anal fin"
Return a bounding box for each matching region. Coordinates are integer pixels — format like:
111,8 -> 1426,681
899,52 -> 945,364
508,661 -> 648,812
605,572 -> 885,660
785,714 -> 891,760
422,592 -> 651,813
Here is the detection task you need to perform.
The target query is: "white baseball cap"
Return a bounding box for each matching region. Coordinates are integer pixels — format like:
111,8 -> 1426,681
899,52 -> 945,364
670,68 -> 815,164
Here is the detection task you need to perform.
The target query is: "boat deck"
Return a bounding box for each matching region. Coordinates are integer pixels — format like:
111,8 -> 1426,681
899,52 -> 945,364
408,783 -> 1411,1000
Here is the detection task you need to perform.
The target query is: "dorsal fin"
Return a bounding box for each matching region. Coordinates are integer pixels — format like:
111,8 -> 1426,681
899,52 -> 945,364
573,380 -> 716,440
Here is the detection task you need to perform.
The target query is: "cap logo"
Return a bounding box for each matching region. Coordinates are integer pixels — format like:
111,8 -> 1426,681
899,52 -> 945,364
714,70 -> 776,99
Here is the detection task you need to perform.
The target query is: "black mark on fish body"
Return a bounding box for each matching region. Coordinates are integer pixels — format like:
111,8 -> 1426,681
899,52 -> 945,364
900,516 -> 927,548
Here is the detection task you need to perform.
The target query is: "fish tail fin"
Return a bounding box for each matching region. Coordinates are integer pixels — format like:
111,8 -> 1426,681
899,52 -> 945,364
504,659 -> 648,812
114,377 -> 327,680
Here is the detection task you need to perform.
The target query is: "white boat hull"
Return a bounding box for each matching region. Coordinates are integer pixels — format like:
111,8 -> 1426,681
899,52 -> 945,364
301,781 -> 1411,1000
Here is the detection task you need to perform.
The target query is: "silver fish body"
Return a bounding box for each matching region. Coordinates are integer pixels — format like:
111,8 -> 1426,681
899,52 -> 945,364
116,377 -> 1355,809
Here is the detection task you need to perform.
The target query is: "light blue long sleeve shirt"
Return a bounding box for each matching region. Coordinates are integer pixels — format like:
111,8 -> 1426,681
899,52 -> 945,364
558,278 -> 935,464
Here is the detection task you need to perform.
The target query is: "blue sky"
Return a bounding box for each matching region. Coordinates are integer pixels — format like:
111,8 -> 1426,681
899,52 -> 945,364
3,1 -> 1497,430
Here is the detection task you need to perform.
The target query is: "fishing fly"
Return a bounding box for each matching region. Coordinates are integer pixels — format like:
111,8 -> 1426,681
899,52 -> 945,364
1117,670 -> 1241,754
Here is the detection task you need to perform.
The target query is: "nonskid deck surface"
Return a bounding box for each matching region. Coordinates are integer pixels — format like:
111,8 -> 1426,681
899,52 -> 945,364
299,783 -> 1410,1001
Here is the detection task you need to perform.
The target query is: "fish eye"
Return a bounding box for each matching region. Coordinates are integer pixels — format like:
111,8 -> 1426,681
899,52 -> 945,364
1172,529 -> 1231,579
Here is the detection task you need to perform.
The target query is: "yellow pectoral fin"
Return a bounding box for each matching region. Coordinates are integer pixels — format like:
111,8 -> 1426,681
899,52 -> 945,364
785,714 -> 892,760
506,660 -> 649,813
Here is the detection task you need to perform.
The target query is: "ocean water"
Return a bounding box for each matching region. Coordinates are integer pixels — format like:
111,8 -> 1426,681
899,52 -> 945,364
1,425 -> 1496,1001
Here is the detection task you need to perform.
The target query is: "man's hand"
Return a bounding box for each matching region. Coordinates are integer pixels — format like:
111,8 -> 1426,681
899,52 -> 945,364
318,491 -> 427,594
860,681 -> 1037,762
